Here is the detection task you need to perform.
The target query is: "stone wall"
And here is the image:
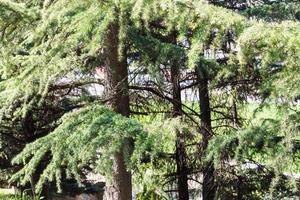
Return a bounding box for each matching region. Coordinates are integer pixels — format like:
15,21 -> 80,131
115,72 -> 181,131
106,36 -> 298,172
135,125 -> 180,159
53,191 -> 104,200
50,181 -> 105,200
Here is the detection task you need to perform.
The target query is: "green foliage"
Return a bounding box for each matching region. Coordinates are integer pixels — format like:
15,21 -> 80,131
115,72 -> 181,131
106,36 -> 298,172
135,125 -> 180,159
1,0 -> 298,120
0,0 -> 114,119
237,22 -> 300,100
0,193 -> 32,200
132,117 -> 180,195
0,0 -> 38,21
207,104 -> 300,197
132,117 -> 200,197
10,104 -> 143,193
136,189 -> 168,200
243,2 -> 300,22
0,0 -> 300,198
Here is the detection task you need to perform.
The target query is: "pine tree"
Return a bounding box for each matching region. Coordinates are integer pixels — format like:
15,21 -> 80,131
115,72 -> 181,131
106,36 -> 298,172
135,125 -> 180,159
1,1 -> 300,199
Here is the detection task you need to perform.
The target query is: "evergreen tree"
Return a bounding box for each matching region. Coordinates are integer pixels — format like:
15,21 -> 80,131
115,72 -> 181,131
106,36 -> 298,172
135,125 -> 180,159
0,1 -> 299,200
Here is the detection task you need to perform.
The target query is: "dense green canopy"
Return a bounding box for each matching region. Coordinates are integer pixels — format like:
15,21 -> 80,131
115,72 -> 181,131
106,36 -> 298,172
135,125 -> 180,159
0,0 -> 299,199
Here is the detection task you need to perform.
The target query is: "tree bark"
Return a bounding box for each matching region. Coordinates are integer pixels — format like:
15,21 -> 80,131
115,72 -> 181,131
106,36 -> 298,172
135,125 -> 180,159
171,64 -> 189,200
197,68 -> 216,200
104,20 -> 132,200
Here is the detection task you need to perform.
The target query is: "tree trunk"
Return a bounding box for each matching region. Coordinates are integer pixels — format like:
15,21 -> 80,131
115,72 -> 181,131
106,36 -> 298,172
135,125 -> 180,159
171,64 -> 189,200
104,21 -> 132,200
197,68 -> 216,200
